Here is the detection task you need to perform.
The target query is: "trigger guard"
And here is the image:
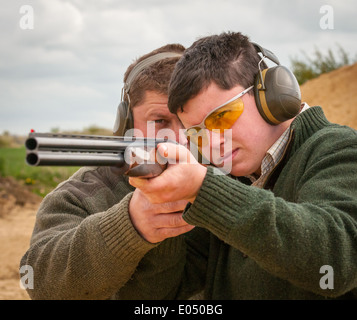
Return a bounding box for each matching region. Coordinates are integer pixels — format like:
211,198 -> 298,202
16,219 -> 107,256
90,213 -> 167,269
126,162 -> 167,178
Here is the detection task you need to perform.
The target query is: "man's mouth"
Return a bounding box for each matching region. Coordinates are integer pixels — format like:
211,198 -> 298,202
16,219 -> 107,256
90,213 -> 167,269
219,148 -> 239,162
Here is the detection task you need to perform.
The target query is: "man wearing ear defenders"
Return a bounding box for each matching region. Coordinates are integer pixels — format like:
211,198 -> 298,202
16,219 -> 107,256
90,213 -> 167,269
20,43 -> 196,300
129,32 -> 357,299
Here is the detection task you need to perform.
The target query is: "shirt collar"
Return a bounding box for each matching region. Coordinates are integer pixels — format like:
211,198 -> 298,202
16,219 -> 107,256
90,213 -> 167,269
246,103 -> 310,186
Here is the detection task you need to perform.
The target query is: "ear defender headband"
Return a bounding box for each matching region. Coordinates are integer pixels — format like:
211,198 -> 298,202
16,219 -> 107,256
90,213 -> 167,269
251,42 -> 301,125
113,52 -> 183,136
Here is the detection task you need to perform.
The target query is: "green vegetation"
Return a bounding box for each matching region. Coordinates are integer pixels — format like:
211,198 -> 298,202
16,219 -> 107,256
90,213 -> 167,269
290,44 -> 356,85
0,126 -> 112,197
0,131 -> 25,148
0,146 -> 79,197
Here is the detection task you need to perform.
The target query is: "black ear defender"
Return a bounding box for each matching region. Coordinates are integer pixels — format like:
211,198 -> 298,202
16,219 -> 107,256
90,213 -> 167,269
251,42 -> 301,125
113,52 -> 183,136
112,99 -> 134,136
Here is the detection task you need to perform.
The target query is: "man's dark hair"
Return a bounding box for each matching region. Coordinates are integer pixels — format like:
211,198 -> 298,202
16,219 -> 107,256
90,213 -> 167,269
168,31 -> 265,114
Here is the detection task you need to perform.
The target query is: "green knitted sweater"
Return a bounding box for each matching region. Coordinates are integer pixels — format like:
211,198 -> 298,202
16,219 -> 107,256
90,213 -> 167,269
20,106 -> 357,299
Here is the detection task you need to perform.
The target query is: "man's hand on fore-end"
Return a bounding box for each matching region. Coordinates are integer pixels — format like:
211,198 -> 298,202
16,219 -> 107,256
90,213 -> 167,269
129,188 -> 194,243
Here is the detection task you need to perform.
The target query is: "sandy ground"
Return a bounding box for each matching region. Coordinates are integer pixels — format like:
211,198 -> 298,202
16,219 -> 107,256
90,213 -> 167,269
0,177 -> 41,300
0,63 -> 356,300
300,62 -> 357,130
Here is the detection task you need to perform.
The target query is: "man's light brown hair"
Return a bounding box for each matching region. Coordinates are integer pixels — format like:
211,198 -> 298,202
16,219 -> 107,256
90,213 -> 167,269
123,43 -> 185,109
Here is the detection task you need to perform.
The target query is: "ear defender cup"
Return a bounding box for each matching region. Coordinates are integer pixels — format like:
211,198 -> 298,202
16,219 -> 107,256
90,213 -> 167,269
113,101 -> 134,136
254,65 -> 302,125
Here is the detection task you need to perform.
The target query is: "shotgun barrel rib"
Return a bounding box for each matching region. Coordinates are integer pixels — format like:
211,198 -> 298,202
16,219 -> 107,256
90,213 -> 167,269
25,132 -> 172,178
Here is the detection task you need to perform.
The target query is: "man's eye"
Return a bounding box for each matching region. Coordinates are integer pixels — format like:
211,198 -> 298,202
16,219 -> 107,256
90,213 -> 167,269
154,119 -> 170,126
216,111 -> 228,119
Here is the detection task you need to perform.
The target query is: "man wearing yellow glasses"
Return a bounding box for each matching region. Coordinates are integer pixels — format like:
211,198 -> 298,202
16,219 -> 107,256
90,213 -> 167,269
129,31 -> 357,299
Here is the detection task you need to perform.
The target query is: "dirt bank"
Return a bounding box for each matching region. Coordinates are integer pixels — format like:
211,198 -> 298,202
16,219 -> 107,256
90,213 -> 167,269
300,62 -> 357,129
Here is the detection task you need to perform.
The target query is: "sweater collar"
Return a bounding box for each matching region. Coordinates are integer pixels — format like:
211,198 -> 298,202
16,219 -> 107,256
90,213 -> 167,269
289,106 -> 331,154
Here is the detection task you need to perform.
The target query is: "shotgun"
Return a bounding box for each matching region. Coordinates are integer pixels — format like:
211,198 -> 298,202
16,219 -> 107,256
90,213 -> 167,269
25,132 -> 174,178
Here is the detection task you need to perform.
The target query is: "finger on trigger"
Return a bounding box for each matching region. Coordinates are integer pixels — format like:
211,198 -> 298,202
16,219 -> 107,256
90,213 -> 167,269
157,143 -> 169,158
158,142 -> 183,164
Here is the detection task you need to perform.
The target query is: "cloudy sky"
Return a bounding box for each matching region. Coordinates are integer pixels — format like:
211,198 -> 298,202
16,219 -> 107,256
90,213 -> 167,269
1,0 -> 356,135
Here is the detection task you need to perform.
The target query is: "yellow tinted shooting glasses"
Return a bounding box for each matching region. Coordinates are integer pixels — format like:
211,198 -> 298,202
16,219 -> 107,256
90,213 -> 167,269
184,85 -> 253,147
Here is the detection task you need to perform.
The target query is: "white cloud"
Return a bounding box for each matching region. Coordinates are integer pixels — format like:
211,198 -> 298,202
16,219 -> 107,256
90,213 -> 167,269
0,0 -> 356,135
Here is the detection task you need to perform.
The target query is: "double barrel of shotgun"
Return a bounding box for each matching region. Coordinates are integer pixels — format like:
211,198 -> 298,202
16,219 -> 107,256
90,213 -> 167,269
25,132 -> 174,178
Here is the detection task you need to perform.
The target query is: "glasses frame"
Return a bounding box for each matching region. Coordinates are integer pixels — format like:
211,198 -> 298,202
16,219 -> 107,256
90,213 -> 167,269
184,85 -> 254,136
